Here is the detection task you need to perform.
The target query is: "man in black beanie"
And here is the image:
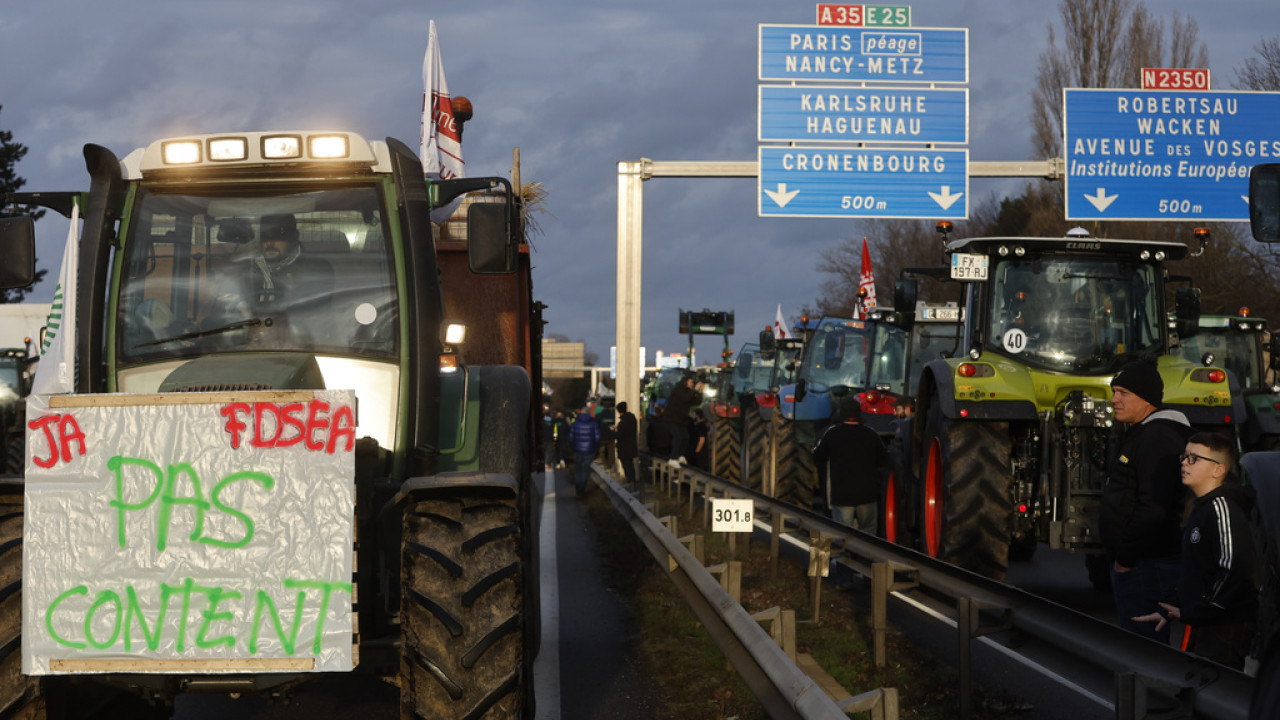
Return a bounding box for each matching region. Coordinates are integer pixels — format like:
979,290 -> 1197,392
1101,357 -> 1193,644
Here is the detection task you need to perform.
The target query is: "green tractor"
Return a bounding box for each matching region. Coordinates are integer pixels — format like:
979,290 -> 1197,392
0,346 -> 32,472
0,130 -> 540,718
1176,312 -> 1280,451
894,226 -> 1244,581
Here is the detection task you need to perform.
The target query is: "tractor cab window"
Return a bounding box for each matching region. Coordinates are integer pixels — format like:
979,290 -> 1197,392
868,323 -> 909,396
907,321 -> 962,393
771,343 -> 803,388
733,346 -> 775,395
987,258 -> 1161,373
800,319 -> 873,392
117,185 -> 399,364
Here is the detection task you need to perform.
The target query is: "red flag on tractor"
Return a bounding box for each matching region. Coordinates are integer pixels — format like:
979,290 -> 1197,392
858,238 -> 877,319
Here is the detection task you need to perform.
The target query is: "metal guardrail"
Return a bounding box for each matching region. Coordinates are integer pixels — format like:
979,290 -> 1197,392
589,461 -> 878,720
603,455 -> 1255,720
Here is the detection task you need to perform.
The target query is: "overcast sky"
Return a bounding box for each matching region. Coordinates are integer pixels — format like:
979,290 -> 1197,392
4,1 -> 1278,368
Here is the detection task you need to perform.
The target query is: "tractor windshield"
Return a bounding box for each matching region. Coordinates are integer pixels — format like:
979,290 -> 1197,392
987,258 -> 1161,373
116,184 -> 399,365
799,318 -> 874,391
772,342 -> 804,388
732,344 -> 774,394
1178,328 -> 1264,390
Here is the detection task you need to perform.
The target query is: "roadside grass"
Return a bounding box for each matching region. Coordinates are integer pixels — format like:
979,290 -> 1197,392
584,479 -> 1029,719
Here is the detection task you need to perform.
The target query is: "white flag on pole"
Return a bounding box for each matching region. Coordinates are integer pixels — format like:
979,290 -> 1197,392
31,203 -> 80,396
773,304 -> 792,340
420,20 -> 465,181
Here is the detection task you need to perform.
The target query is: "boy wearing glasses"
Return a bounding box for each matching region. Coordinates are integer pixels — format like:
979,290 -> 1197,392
1101,358 -> 1193,643
1132,432 -> 1258,670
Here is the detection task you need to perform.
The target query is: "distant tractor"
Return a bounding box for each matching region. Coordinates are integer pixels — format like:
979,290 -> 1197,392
772,305 -> 962,509
1176,312 -> 1280,451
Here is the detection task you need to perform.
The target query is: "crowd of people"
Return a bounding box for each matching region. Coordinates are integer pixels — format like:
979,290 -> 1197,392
543,357 -> 1280,679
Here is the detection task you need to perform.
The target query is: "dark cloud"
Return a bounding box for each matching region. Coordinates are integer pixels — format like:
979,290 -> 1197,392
3,0 -> 1275,366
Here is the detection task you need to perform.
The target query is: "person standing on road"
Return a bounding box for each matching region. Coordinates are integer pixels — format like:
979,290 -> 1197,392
1133,432 -> 1258,670
664,373 -> 703,466
553,410 -> 570,468
569,407 -> 601,497
596,398 -> 617,467
1102,357 -> 1193,644
690,409 -> 712,471
615,401 -> 639,490
812,396 -> 887,534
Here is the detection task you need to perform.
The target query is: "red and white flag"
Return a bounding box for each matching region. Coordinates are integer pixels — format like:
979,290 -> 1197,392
773,304 -> 792,339
858,237 -> 877,319
420,20 -> 464,181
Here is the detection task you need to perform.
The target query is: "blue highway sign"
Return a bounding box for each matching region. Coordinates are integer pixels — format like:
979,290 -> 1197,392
759,24 -> 968,83
759,86 -> 968,144
1065,88 -> 1280,220
758,146 -> 968,219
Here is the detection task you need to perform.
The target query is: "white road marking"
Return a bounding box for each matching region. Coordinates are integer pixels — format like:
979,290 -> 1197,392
761,519 -> 1114,712
534,471 -> 561,720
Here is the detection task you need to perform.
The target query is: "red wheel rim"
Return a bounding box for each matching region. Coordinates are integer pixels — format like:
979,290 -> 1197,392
924,437 -> 943,557
884,472 -> 898,543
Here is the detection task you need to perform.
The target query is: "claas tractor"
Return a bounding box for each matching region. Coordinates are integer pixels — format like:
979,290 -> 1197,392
1177,312 -> 1280,451
893,225 -> 1243,581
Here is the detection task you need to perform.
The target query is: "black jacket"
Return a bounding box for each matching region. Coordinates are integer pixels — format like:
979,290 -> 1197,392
665,382 -> 699,427
1101,409 -> 1193,568
615,411 -> 638,460
1169,483 -> 1259,627
812,420 -> 887,507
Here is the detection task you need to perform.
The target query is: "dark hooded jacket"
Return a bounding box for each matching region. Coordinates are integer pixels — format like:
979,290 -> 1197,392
1101,408 -> 1194,568
1168,482 -> 1259,627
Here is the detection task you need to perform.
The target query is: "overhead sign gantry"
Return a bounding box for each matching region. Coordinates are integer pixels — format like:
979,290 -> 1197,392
1064,88 -> 1280,221
757,19 -> 970,220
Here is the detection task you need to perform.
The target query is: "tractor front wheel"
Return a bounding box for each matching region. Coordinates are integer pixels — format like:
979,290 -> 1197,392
400,493 -> 525,719
920,410 -> 1012,581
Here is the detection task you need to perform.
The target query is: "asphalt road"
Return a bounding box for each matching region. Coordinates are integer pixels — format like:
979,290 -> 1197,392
172,466 -> 657,720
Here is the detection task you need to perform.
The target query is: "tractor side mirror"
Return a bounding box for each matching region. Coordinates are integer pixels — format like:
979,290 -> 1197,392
1250,164 -> 1280,242
0,217 -> 36,289
467,202 -> 517,274
894,279 -> 918,330
795,377 -> 808,402
758,329 -> 776,359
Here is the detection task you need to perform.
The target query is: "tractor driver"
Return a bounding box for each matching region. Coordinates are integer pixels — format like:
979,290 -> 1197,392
248,214 -> 333,312
207,213 -> 334,348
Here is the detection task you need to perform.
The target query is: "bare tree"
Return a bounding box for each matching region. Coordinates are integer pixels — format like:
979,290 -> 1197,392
1235,35 -> 1280,91
806,1 -> 1280,325
1031,1 -> 1206,159
805,195 -> 1010,319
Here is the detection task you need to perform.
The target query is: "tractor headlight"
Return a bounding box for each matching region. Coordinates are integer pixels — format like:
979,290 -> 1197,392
208,138 -> 248,162
309,135 -> 350,159
444,323 -> 467,346
161,140 -> 202,165
262,135 -> 302,159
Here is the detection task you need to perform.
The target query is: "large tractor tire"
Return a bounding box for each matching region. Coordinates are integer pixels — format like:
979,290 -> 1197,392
921,412 -> 1012,581
400,493 -> 524,720
0,490 -> 45,719
770,414 -> 815,506
711,416 -> 740,484
742,411 -> 769,493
